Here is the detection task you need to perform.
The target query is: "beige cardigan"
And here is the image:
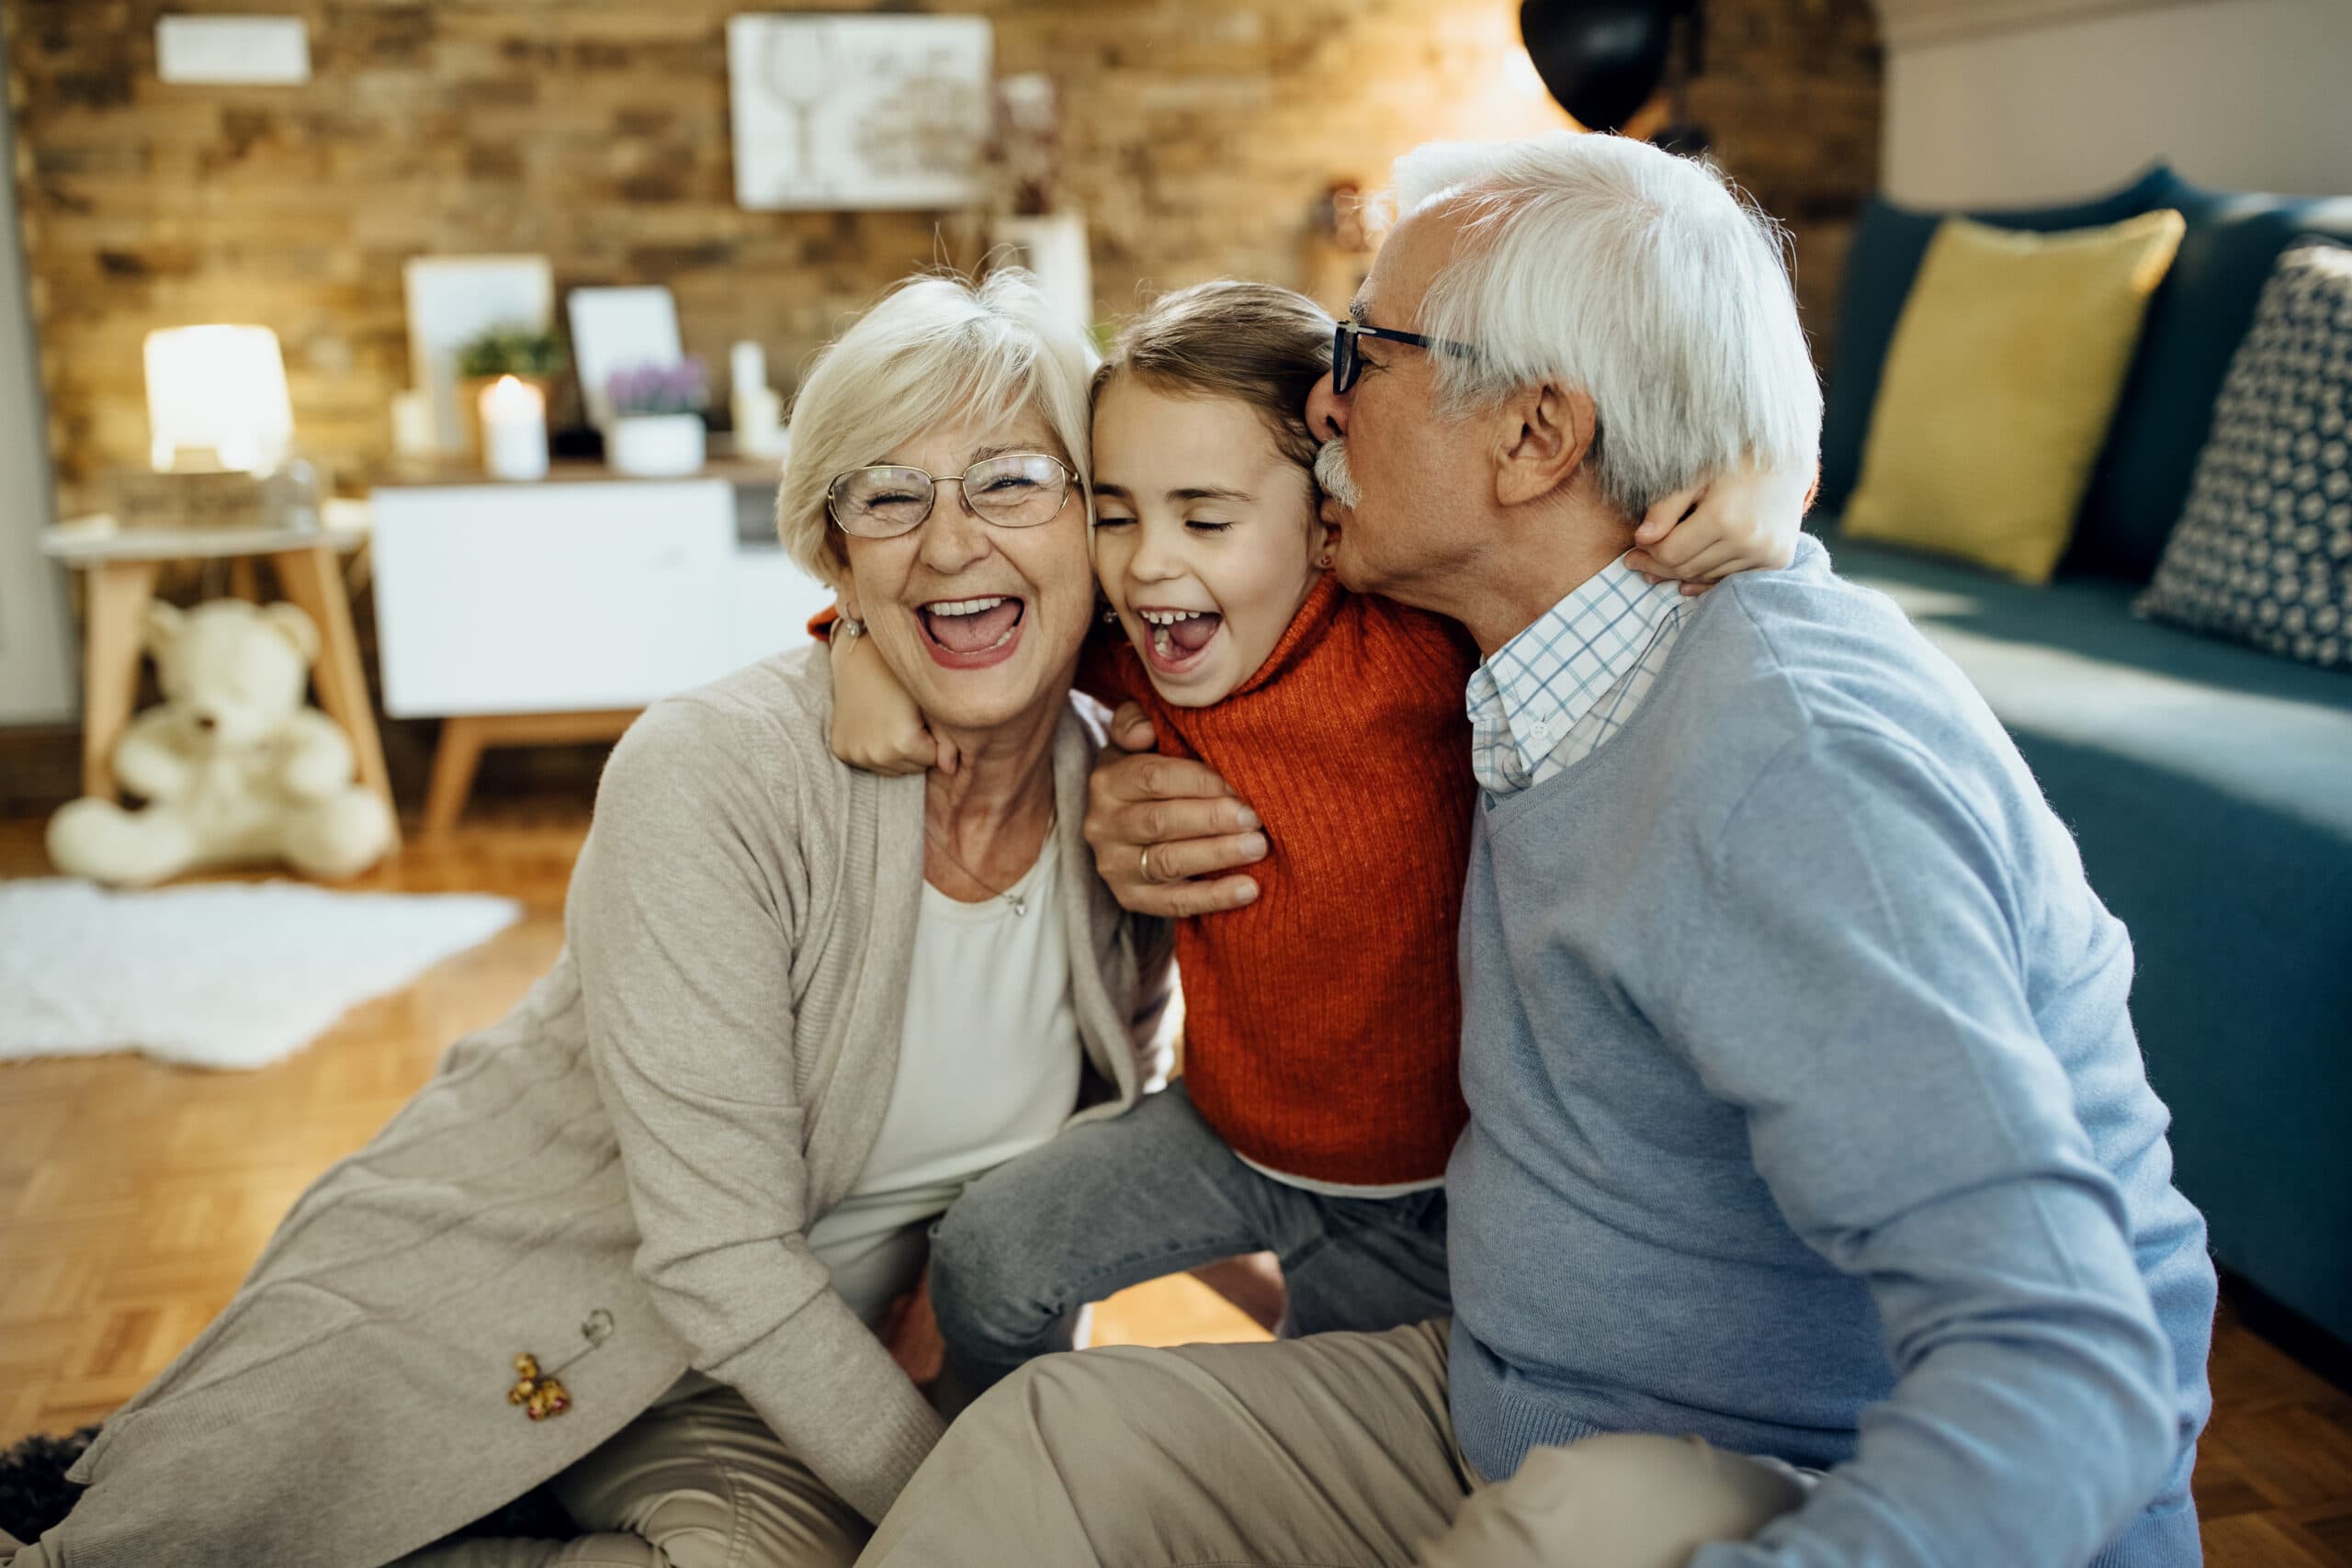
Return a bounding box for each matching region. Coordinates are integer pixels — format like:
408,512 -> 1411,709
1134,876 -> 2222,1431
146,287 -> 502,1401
47,647 -> 1173,1568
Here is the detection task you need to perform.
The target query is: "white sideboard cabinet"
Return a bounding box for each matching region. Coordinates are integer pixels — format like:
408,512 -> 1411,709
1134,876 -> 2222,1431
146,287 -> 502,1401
369,462 -> 831,832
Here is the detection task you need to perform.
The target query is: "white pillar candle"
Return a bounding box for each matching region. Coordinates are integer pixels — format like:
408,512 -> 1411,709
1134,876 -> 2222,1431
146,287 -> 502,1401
480,375 -> 548,481
730,339 -> 767,399
390,388 -> 437,457
734,386 -> 786,457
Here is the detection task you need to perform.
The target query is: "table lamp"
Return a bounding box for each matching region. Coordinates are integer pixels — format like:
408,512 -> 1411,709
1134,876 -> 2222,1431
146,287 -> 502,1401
143,324 -> 296,474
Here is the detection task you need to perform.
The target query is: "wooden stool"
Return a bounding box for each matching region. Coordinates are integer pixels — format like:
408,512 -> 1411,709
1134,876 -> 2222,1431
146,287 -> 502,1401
40,515 -> 399,847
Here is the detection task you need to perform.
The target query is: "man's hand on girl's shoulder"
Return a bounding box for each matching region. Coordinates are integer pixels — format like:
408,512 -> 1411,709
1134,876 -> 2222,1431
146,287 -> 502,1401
1085,703 -> 1268,919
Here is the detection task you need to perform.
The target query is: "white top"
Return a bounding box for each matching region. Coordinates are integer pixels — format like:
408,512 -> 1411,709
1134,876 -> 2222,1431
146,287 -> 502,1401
806,830 -> 1084,1323
1237,1152 -> 1444,1200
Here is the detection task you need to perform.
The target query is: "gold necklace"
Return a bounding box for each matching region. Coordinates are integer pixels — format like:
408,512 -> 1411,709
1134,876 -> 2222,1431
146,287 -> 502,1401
924,812 -> 1054,917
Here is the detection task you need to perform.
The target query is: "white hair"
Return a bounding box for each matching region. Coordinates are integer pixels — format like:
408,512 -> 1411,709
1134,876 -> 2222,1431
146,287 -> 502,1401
1390,132 -> 1820,519
776,268 -> 1096,585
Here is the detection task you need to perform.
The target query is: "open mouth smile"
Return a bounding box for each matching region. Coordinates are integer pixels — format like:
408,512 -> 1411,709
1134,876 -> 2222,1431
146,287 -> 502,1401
1135,606 -> 1223,675
919,595 -> 1027,670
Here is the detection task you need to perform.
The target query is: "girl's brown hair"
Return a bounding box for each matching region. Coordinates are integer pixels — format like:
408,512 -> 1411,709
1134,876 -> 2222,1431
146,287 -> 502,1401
1093,280 -> 1334,470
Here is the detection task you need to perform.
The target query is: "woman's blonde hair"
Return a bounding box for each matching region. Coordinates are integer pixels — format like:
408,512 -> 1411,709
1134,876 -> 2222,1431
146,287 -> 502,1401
1094,280 -> 1333,472
776,268 -> 1097,585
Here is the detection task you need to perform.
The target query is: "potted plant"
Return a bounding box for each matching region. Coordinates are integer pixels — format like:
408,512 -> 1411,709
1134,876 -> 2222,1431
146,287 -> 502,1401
454,326 -> 567,460
605,360 -> 709,477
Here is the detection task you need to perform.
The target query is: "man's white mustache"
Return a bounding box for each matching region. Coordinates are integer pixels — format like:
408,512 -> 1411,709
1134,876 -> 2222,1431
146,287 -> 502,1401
1314,438 -> 1363,508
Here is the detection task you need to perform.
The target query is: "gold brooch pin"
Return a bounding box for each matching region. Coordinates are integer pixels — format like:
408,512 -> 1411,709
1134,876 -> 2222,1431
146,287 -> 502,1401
508,1308 -> 614,1421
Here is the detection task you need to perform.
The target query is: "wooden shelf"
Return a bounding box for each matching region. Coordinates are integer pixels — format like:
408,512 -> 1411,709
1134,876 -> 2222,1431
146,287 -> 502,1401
374,454 -> 786,491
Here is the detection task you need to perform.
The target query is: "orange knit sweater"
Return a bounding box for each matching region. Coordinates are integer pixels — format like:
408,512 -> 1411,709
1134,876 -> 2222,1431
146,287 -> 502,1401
1080,576 -> 1478,1186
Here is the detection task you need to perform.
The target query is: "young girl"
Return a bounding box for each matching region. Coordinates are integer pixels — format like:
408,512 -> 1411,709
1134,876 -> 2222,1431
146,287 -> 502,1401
824,280 -> 1806,1392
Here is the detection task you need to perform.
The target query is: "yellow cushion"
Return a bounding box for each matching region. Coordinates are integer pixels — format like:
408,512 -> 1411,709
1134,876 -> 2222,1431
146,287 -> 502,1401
1842,209 -> 2185,584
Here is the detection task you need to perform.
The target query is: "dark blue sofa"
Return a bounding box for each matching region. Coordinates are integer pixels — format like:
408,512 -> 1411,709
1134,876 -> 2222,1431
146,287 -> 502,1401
1814,164 -> 2352,1357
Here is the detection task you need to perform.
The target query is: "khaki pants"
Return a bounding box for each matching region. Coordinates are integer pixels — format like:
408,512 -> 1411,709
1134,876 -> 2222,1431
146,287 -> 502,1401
0,1378 -> 865,1568
390,1373 -> 870,1568
856,1321 -> 1808,1568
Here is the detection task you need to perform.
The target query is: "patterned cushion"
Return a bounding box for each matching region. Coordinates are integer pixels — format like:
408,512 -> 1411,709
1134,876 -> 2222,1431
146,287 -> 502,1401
2069,185 -> 2352,582
2140,241 -> 2352,669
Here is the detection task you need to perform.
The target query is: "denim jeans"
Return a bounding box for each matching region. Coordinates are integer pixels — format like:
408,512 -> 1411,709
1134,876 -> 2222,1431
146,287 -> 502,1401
927,1080 -> 1453,1395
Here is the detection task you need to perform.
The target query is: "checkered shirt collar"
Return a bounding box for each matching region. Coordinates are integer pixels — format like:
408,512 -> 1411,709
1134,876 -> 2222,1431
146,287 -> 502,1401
1465,554 -> 1687,795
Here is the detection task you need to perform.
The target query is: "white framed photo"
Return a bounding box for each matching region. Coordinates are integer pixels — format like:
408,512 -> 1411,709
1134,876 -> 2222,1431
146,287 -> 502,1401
727,14 -> 993,211
566,287 -> 684,432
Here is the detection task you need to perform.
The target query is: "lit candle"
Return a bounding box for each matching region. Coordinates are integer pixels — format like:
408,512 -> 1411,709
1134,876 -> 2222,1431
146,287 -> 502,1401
479,375 -> 548,481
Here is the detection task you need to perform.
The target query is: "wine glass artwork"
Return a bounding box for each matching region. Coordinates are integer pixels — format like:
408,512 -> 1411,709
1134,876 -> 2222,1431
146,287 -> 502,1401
761,25 -> 835,188
726,14 -> 991,211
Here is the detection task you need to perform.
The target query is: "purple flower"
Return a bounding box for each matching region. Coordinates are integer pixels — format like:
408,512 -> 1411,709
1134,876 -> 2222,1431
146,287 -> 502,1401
606,358 -> 710,417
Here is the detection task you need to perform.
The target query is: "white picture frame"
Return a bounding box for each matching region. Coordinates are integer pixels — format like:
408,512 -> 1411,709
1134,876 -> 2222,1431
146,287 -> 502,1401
402,255 -> 554,455
156,16 -> 311,85
566,287 -> 684,432
726,14 -> 993,211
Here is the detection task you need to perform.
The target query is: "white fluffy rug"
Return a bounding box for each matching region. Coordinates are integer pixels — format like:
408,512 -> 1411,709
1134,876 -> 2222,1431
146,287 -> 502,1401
0,878 -> 523,1069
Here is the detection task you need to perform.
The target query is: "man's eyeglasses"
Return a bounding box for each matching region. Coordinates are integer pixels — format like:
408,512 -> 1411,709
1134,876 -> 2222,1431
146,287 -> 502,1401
1330,320 -> 1478,395
826,453 -> 1074,538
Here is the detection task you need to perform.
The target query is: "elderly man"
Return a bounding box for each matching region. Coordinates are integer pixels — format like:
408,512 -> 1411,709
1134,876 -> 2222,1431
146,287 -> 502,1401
856,132 -> 2215,1568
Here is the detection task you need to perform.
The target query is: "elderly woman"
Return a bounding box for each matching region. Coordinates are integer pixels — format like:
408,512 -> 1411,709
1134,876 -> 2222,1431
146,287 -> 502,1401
4,270 -> 1170,1568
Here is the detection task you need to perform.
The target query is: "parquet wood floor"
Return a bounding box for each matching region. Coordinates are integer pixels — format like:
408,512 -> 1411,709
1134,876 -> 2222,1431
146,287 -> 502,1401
2,800 -> 2346,1562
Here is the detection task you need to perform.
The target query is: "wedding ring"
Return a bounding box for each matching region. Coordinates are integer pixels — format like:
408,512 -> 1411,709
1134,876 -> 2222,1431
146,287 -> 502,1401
1138,845 -> 1153,884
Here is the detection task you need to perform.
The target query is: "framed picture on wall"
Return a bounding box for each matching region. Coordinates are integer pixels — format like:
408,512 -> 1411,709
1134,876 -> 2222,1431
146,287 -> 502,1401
726,14 -> 992,211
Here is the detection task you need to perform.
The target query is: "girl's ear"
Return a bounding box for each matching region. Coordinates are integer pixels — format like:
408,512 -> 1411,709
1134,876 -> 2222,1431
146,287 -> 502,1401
1305,473 -> 1334,570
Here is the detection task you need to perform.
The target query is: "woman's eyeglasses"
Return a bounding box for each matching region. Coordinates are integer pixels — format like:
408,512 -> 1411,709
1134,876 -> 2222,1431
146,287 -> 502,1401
1329,320 -> 1478,395
826,453 -> 1074,538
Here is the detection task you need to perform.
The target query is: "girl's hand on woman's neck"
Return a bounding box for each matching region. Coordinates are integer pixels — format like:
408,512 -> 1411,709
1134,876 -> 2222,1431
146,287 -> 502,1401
922,703 -> 1063,900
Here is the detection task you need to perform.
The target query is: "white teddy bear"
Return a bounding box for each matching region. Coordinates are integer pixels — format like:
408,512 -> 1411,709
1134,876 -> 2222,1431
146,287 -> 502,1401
47,598 -> 397,886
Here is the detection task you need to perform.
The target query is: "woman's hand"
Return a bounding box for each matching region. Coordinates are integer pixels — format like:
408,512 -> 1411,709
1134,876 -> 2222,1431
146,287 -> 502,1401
1623,455 -> 1816,596
830,628 -> 961,776
1084,704 -> 1267,918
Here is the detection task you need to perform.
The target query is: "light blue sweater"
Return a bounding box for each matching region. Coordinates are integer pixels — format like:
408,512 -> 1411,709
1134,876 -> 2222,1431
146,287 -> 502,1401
1447,540 -> 2215,1568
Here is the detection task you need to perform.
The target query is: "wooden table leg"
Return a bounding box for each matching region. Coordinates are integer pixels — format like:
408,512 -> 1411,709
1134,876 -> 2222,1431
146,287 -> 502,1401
422,710 -> 637,838
273,544 -> 400,846
421,714 -> 489,839
80,558 -> 161,801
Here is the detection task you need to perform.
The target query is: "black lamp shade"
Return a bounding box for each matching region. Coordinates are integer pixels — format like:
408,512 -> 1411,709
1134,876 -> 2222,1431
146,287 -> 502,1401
1518,0 -> 1679,133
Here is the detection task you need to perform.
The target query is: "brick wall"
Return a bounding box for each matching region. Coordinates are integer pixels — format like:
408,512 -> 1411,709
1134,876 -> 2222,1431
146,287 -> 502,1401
4,0 -> 1879,513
